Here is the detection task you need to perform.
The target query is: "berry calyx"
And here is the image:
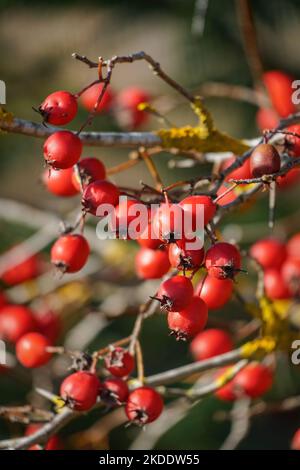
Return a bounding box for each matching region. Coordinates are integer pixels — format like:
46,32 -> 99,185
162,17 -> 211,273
43,131 -> 82,169
250,238 -> 287,270
205,242 -> 242,280
125,386 -> 163,425
60,371 -> 100,411
16,332 -> 52,368
168,238 -> 204,272
250,143 -> 281,178
43,168 -> 79,197
179,195 -> 216,227
135,247 -> 170,280
51,234 -> 90,273
37,91 -> 78,125
167,295 -> 208,340
195,275 -> 233,309
80,83 -> 114,113
190,329 -> 233,361
155,275 -> 194,311
152,203 -> 186,242
72,157 -> 106,191
0,305 -> 37,343
100,377 -> 129,405
104,347 -> 135,378
82,180 -> 120,215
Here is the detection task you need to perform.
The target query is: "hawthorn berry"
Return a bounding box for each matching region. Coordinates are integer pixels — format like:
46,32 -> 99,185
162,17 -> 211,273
125,386 -> 163,425
60,371 -> 100,411
135,247 -> 170,280
250,143 -> 281,178
25,424 -> 63,450
0,305 -> 37,343
16,332 -> 52,368
256,107 -> 279,132
51,234 -> 90,273
179,195 -> 216,227
263,70 -> 295,117
34,308 -> 61,344
0,291 -> 6,308
72,157 -> 106,191
190,329 -> 233,361
100,377 -> 129,405
104,347 -> 135,378
168,237 -> 204,271
291,429 -> 300,450
43,131 -> 82,169
264,268 -> 292,300
195,275 -> 233,309
285,124 -> 300,157
152,203 -> 186,242
81,83 -> 114,113
222,154 -> 252,181
205,242 -> 241,280
281,258 -> 300,295
250,238 -> 287,270
42,168 -> 79,197
215,184 -> 238,207
137,222 -> 161,250
38,91 -> 78,125
117,87 -> 151,129
1,252 -> 42,286
156,275 -> 194,311
287,233 -> 300,260
111,198 -> 146,239
167,295 -> 208,340
277,168 -> 300,189
82,180 -> 120,215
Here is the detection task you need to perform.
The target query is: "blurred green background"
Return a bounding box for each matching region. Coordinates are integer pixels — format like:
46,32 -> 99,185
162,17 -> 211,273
1,0 -> 300,450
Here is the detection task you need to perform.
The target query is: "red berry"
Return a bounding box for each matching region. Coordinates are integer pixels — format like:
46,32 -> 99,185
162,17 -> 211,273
117,87 -> 151,129
263,70 -> 295,117
111,198 -> 147,240
287,233 -> 300,260
43,168 -> 79,197
60,371 -> 100,411
72,157 -> 106,191
250,238 -> 287,270
25,424 -> 63,450
81,83 -> 114,113
34,308 -> 61,344
250,143 -> 281,178
195,275 -> 233,309
2,252 -> 42,286
152,203 -> 186,242
125,386 -> 163,425
137,222 -> 161,250
38,91 -> 78,125
216,184 -> 238,207
291,428 -> 300,450
156,275 -> 194,311
281,258 -> 300,295
0,292 -> 6,308
190,329 -> 233,361
135,247 -> 170,280
256,107 -> 279,131
277,168 -> 300,189
214,368 -> 236,401
43,131 -> 82,169
104,347 -> 135,378
264,268 -> 292,300
179,195 -> 216,227
0,305 -> 37,343
16,332 -> 51,368
168,238 -> 204,271
100,377 -> 129,405
167,295 -> 208,340
51,234 -> 90,273
82,180 -> 120,215
205,242 -> 241,280
222,154 -> 252,181
286,124 -> 300,157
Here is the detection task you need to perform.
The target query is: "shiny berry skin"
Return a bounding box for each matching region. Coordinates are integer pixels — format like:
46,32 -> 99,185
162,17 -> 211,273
1,252 -> 42,286
16,332 -> 52,368
82,180 -> 120,215
60,371 -> 100,411
104,347 -> 135,378
216,184 -> 238,207
250,143 -> 281,178
125,386 -> 163,425
287,233 -> 300,260
256,107 -> 279,132
250,238 -> 287,270
156,275 -> 194,311
0,305 -> 37,343
281,258 -> 300,295
135,247 -> 170,280
111,199 -> 146,239
264,268 -> 292,300
81,83 -> 114,113
34,309 -> 61,344
152,203 -> 186,242
117,87 -> 151,129
190,329 -> 233,361
216,363 -> 273,401
38,91 -> 78,125
278,167 -> 300,189
51,234 -> 90,273
195,275 -> 233,310
291,429 -> 300,450
137,222 -> 161,250
167,295 -> 208,340
222,154 -> 252,181
43,131 -> 82,169
168,238 -> 204,271
72,157 -> 106,191
100,377 -> 129,405
25,424 -> 63,450
263,70 -> 295,117
205,242 -> 241,280
285,124 -> 300,157
179,195 -> 216,228
42,168 -> 79,197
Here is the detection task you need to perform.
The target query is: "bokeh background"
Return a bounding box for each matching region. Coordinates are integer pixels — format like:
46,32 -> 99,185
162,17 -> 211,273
1,0 -> 300,450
